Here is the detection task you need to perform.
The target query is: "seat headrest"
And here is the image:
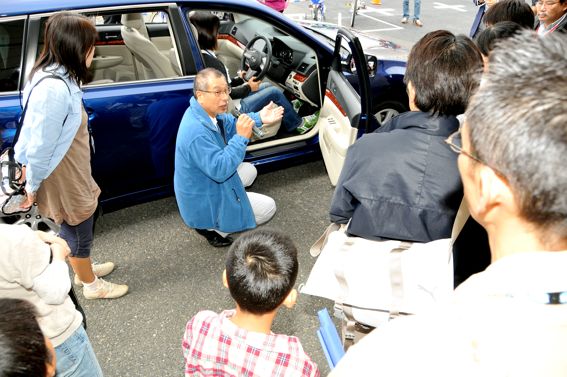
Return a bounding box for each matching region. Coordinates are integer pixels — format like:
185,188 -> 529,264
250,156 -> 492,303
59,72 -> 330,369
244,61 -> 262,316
121,13 -> 149,39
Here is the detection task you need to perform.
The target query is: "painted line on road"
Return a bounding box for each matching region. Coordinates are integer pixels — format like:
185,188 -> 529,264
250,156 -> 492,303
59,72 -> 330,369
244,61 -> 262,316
287,10 -> 403,32
349,10 -> 404,31
432,2 -> 467,12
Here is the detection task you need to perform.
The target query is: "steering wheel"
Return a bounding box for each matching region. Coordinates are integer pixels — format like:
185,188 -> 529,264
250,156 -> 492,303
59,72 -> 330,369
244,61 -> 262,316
240,35 -> 273,81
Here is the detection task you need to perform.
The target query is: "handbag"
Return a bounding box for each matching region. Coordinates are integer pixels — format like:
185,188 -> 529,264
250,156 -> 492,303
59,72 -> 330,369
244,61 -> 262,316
302,201 -> 469,350
1,74 -> 69,216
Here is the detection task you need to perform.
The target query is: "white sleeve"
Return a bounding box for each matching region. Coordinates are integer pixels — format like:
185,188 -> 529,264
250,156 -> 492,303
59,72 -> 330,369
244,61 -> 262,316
32,259 -> 71,304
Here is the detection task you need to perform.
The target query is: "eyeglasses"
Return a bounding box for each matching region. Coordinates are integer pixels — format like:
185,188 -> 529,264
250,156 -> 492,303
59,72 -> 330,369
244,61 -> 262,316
445,129 -> 484,164
446,129 -> 508,180
198,87 -> 232,97
537,1 -> 560,6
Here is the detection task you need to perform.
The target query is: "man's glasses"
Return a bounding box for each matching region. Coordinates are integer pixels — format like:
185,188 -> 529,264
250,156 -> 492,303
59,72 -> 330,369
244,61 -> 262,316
199,87 -> 232,97
445,129 -> 507,179
445,129 -> 484,164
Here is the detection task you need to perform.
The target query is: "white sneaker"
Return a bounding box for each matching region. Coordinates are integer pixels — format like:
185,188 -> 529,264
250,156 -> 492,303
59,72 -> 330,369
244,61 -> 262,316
401,17 -> 409,24
74,262 -> 115,286
83,278 -> 129,300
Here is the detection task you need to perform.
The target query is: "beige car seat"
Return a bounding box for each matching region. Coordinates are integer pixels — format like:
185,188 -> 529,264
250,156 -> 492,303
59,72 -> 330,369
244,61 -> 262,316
121,13 -> 178,79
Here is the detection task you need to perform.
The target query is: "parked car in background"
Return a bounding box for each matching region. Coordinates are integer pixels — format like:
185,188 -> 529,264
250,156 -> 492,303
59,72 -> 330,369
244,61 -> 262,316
0,0 -> 407,224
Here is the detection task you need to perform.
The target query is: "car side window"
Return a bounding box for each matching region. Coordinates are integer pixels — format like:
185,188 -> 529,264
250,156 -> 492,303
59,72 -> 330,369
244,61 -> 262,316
92,10 -> 183,84
37,9 -> 184,86
0,19 -> 25,93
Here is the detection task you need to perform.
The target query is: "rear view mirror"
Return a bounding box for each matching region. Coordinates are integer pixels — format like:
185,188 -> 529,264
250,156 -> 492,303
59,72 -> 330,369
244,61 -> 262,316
366,55 -> 377,78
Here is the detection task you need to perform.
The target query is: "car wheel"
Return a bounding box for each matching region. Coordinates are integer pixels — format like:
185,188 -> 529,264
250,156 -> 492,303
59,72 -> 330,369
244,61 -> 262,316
374,101 -> 406,126
0,206 -> 60,234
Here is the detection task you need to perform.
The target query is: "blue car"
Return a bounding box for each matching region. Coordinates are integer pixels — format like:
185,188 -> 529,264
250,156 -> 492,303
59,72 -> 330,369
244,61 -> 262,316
0,0 -> 407,218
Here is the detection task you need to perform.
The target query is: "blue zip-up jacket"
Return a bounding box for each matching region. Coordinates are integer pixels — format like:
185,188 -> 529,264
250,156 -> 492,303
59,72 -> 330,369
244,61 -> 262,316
14,66 -> 82,193
174,96 -> 261,233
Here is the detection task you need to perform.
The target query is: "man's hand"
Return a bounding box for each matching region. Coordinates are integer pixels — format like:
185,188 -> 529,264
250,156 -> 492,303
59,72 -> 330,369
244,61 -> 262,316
260,101 -> 284,124
236,114 -> 255,139
35,231 -> 71,261
247,77 -> 261,92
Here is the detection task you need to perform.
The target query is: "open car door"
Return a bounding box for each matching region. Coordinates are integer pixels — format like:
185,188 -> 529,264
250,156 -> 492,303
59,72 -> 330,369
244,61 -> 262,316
318,28 -> 374,186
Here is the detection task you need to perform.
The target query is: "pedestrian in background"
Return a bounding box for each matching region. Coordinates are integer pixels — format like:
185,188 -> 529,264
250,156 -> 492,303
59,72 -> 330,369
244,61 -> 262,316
402,0 -> 423,26
259,0 -> 288,13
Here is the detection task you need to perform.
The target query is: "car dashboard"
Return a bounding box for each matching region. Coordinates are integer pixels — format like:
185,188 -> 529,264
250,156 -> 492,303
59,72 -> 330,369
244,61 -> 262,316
220,18 -> 321,106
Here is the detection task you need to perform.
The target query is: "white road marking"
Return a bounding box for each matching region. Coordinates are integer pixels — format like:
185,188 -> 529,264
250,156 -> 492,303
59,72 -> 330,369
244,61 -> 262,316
358,7 -> 397,17
432,2 -> 467,12
349,10 -> 404,31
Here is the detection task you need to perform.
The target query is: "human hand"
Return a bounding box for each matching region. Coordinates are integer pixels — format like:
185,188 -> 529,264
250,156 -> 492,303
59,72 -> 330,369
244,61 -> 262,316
247,77 -> 261,92
260,101 -> 284,124
236,114 -> 255,139
21,191 -> 35,209
35,231 -> 71,260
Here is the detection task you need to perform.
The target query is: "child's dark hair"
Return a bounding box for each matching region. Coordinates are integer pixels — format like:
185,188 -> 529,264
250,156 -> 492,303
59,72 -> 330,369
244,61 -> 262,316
0,298 -> 51,377
226,229 -> 299,315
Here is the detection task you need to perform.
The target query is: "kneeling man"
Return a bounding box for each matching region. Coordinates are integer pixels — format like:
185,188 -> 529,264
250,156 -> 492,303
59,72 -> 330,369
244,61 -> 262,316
175,68 -> 283,247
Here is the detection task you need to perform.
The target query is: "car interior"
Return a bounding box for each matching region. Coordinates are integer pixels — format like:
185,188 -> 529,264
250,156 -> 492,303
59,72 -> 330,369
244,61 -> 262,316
79,8 -> 326,150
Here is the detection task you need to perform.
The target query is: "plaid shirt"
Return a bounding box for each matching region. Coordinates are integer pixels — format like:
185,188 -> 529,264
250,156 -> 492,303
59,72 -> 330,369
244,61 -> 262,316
182,310 -> 320,377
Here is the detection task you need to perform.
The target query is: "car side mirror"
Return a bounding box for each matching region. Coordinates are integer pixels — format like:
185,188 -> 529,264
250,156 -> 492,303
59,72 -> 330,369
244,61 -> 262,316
366,55 -> 377,78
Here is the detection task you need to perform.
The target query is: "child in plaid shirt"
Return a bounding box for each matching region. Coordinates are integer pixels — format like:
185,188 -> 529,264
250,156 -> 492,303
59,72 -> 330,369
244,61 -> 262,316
182,229 -> 320,376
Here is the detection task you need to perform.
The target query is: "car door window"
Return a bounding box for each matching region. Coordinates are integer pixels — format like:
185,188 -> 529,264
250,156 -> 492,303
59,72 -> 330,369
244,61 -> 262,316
0,19 -> 25,93
92,10 -> 182,83
36,9 -> 185,85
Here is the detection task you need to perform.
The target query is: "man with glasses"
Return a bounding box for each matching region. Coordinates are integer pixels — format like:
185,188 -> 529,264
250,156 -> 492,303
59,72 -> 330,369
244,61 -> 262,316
174,68 -> 283,247
330,30 -> 567,376
535,0 -> 567,34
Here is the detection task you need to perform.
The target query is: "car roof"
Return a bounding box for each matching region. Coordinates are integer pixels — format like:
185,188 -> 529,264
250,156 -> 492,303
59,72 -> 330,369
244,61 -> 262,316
1,0 -> 262,17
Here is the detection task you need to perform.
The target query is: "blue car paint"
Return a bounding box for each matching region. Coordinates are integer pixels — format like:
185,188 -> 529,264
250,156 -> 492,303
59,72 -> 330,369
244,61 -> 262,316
0,0 -> 405,213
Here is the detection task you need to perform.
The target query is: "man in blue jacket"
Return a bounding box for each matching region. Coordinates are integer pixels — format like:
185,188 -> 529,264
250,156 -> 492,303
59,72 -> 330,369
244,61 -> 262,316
174,68 -> 282,247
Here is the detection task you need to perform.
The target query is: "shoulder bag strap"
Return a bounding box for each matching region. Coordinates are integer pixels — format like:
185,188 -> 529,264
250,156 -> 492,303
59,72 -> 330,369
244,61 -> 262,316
451,198 -> 470,245
12,74 -> 71,147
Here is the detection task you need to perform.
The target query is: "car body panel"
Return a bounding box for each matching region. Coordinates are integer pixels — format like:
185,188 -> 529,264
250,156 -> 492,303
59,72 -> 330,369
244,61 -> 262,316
0,0 -> 404,213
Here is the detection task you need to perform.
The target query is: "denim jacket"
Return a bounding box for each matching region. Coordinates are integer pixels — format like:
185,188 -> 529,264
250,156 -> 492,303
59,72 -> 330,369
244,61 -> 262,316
14,65 -> 83,193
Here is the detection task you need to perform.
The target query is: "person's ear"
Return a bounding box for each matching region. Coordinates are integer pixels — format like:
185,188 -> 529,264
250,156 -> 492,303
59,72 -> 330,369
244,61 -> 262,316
406,81 -> 418,112
475,165 -> 513,220
222,269 -> 229,289
282,288 -> 297,309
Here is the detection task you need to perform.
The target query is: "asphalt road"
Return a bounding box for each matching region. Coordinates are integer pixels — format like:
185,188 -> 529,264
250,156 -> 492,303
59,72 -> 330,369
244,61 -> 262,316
285,0 -> 480,49
82,2 -> 486,376
82,160 -> 336,376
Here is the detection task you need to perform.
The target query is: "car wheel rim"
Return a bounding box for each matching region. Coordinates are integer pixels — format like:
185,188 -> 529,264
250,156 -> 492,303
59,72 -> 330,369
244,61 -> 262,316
375,108 -> 399,125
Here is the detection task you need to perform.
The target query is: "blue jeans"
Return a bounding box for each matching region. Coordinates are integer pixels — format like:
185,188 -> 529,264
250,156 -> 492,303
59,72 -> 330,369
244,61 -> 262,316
403,0 -> 421,19
55,326 -> 104,377
59,215 -> 94,258
239,84 -> 302,132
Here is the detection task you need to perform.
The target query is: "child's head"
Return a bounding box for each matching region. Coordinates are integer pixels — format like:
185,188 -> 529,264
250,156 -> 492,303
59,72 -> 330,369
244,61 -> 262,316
224,229 -> 299,315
